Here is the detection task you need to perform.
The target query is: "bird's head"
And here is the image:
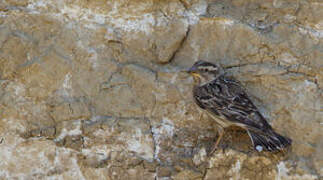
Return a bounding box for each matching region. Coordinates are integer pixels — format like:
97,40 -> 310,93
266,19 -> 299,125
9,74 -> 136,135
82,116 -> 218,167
185,60 -> 221,84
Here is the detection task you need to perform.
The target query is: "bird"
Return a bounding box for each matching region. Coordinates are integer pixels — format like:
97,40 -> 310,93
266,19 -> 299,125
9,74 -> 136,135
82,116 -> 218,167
185,60 -> 292,155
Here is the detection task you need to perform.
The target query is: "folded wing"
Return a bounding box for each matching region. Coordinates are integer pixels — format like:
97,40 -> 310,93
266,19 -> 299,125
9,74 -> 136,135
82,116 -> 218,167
193,75 -> 272,132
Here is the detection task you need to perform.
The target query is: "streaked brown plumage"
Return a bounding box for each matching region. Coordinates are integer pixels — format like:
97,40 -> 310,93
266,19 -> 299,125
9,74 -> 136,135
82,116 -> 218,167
186,60 -> 292,154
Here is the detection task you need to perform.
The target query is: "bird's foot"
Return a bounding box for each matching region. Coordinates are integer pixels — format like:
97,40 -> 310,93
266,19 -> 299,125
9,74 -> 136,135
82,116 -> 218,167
208,143 -> 229,156
220,143 -> 229,154
208,129 -> 224,157
208,144 -> 218,157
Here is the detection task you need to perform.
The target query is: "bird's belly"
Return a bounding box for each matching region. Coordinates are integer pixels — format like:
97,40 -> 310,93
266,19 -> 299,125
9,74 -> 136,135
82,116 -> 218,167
205,111 -> 233,128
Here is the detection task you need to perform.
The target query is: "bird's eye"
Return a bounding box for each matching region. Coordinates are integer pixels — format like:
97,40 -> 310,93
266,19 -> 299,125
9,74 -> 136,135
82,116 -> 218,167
198,67 -> 208,72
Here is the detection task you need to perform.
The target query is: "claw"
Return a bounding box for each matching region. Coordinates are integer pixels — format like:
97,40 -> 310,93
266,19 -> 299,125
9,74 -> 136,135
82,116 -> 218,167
208,129 -> 224,156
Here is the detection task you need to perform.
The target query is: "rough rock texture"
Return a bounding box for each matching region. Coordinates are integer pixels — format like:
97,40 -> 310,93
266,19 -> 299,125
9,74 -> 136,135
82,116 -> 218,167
0,0 -> 322,179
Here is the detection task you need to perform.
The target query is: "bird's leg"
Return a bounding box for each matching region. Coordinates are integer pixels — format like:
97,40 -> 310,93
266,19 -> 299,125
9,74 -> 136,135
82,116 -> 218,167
199,111 -> 203,121
209,127 -> 224,156
281,146 -> 288,154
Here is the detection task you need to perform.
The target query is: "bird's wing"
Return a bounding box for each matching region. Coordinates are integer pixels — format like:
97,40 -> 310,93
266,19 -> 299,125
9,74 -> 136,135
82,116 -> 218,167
193,75 -> 272,132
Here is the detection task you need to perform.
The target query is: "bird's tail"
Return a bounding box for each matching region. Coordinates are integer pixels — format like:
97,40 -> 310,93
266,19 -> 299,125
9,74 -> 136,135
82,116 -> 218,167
247,130 -> 292,152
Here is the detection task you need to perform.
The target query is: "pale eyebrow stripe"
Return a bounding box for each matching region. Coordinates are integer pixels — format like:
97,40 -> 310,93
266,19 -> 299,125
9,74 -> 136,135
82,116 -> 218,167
200,66 -> 217,71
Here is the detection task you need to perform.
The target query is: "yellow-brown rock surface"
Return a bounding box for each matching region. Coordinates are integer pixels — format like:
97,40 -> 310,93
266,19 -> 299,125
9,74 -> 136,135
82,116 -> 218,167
0,0 -> 322,179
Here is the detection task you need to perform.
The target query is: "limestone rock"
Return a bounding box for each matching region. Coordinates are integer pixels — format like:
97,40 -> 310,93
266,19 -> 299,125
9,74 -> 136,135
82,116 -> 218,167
0,0 -> 322,179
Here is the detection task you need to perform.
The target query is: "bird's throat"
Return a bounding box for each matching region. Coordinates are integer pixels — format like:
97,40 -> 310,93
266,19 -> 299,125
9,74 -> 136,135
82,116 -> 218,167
193,73 -> 216,85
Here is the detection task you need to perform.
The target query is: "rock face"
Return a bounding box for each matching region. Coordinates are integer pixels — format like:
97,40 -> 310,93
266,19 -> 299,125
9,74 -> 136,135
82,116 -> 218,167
0,0 -> 322,179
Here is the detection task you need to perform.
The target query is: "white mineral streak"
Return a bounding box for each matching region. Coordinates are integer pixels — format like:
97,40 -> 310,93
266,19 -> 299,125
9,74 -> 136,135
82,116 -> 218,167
228,160 -> 241,180
279,52 -> 298,64
27,0 -> 209,35
179,0 -> 208,25
61,72 -> 73,97
276,162 -> 289,180
298,26 -> 323,39
0,135 -> 85,179
55,120 -> 82,141
276,162 -> 318,180
87,48 -> 99,69
193,148 -> 207,166
126,128 -> 154,162
152,118 -> 174,162
218,19 -> 235,29
82,144 -> 110,162
27,0 -> 155,33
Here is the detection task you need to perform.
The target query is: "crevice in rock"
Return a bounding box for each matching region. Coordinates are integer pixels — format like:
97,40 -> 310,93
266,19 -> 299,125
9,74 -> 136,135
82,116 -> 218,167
146,116 -> 158,163
178,0 -> 189,10
158,9 -> 171,21
18,45 -> 54,67
223,62 -> 260,69
283,70 -> 315,78
166,25 -> 191,64
295,22 -> 323,38
202,167 -> 210,180
246,21 -> 279,34
11,30 -> 35,43
20,125 -> 57,139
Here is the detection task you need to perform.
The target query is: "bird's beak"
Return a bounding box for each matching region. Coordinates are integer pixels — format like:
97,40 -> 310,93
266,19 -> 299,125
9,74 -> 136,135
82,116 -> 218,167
190,72 -> 202,79
182,67 -> 202,79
